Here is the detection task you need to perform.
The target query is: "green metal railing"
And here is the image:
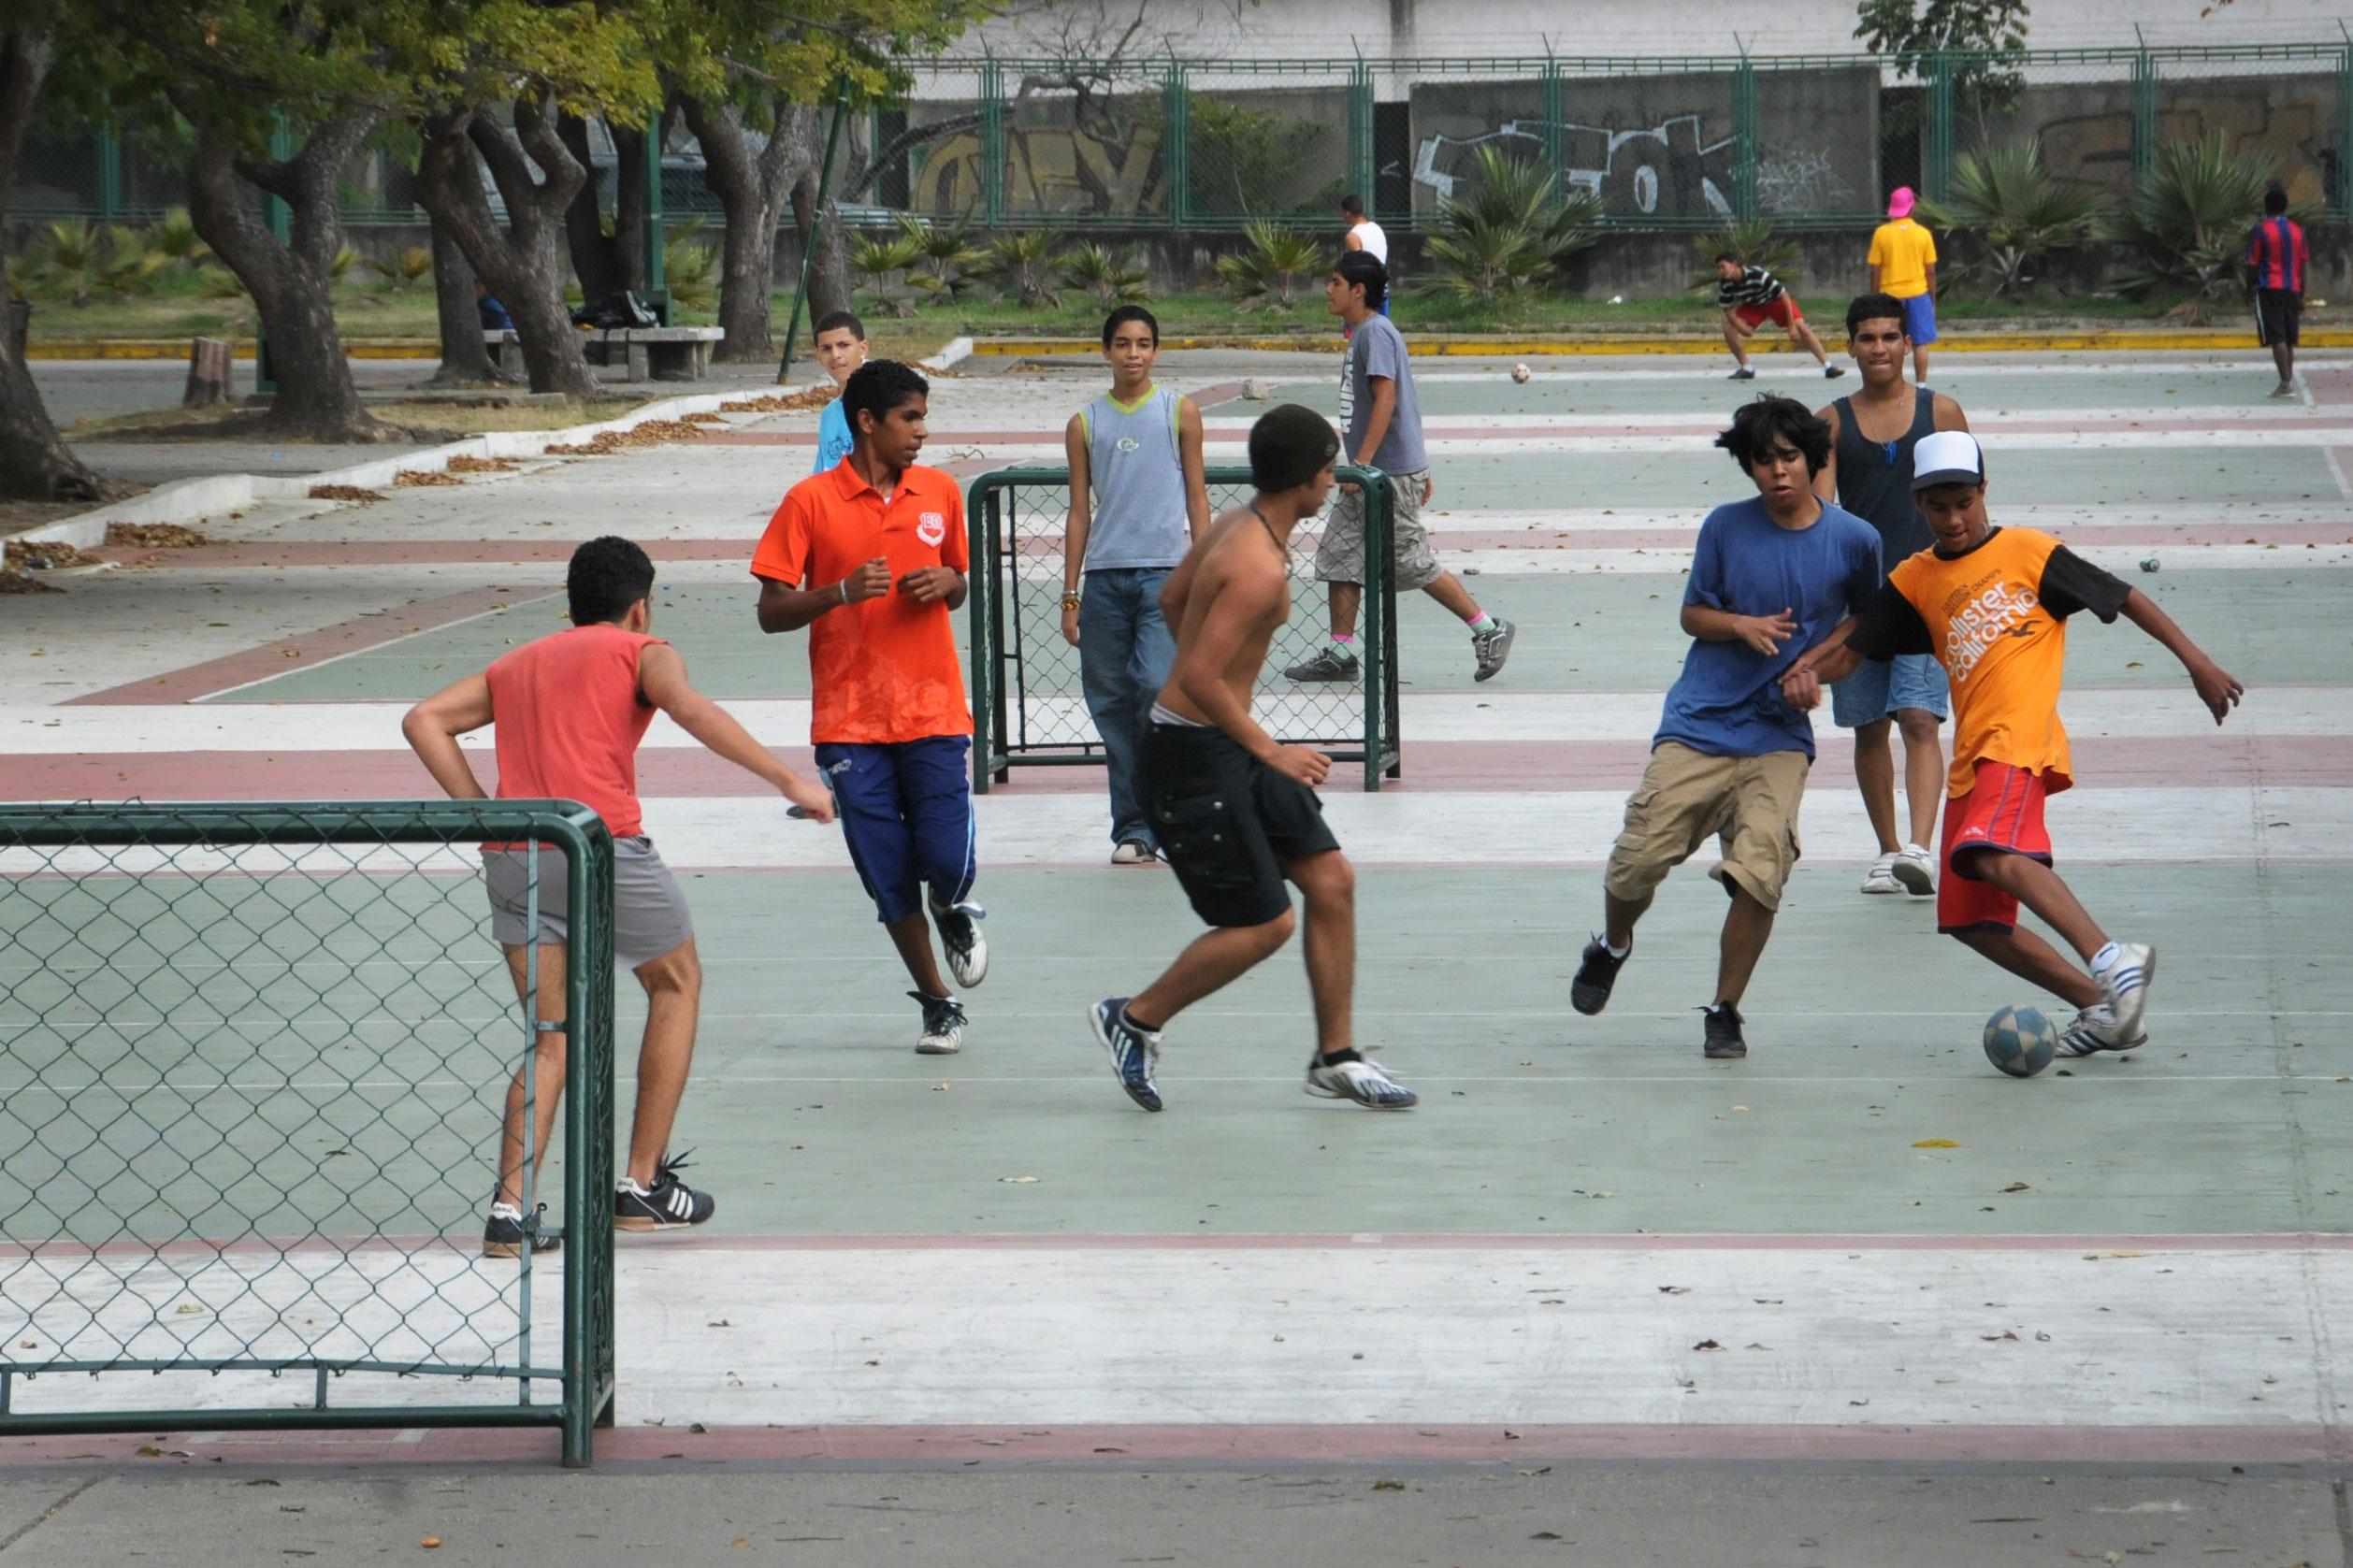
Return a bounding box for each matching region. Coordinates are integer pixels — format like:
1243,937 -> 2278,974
967,465 -> 1403,796
0,801 -> 617,1468
12,43 -> 2347,236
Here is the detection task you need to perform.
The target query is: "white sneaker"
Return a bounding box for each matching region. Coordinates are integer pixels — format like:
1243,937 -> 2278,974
929,895 -> 988,988
1304,1052 -> 1417,1110
1892,843 -> 1936,895
1110,840 -> 1157,865
1860,853 -> 1903,895
2094,942 -> 2156,1046
2057,1003 -> 2144,1057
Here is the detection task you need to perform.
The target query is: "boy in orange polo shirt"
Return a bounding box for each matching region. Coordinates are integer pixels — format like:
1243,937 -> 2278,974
1783,433 -> 2243,1058
753,360 -> 988,1055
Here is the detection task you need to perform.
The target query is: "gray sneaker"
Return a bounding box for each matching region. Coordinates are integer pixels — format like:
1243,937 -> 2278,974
1727,366 -> 1756,381
1472,618 -> 1516,683
1285,647 -> 1360,683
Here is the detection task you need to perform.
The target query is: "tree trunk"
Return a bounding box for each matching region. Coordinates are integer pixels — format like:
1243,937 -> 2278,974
681,94 -> 795,364
425,216 -> 503,385
788,151 -> 853,327
414,99 -> 599,401
558,112 -> 623,302
0,24 -> 101,501
178,106 -> 386,442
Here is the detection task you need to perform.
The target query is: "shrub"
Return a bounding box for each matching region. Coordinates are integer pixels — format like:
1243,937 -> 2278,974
849,229 -> 927,317
1060,242 -> 1150,305
1423,146 -> 1604,304
1212,221 -> 1324,312
1687,218 -> 1798,293
1917,143 -> 2107,298
2106,132 -> 2301,318
974,230 -> 1064,308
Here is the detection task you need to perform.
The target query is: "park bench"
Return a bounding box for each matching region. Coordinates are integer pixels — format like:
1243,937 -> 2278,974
484,325 -> 726,382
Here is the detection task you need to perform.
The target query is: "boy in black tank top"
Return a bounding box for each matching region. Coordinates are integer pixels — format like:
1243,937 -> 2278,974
1813,294 -> 1970,899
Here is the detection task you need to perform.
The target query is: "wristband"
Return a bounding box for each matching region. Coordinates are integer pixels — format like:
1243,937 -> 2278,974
838,580 -> 849,605
1060,592 -> 1081,609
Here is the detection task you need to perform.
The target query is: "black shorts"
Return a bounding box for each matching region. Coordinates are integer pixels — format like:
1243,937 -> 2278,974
1140,723 -> 1341,928
2256,288 -> 2301,349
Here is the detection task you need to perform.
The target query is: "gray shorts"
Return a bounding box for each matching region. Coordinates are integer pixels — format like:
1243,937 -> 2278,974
1312,470 -> 1442,592
483,836 -> 693,971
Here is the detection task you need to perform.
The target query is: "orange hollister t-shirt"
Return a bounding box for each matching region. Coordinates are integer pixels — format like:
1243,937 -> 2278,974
1848,525 -> 2129,798
752,459 -> 973,745
484,622 -> 664,837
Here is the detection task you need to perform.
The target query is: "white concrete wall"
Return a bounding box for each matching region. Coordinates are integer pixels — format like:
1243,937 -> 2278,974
950,0 -> 2346,59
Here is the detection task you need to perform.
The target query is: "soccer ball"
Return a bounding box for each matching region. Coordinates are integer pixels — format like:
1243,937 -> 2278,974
1511,363 -> 1532,383
1982,1005 -> 2056,1078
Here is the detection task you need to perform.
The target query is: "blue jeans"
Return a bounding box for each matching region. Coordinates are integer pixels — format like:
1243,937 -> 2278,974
1079,567 -> 1177,847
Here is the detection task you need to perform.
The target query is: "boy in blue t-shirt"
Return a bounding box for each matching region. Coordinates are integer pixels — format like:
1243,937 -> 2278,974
1567,396 -> 1882,1060
810,310 -> 869,473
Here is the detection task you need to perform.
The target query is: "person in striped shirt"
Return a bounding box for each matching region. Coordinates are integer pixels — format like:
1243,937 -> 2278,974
2248,185 -> 2308,398
1715,254 -> 1841,381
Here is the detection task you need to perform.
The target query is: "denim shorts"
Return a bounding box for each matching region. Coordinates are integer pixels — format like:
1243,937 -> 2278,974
1832,652 -> 1950,727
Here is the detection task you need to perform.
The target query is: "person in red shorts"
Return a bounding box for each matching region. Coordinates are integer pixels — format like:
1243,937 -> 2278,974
1781,432 -> 2244,1058
753,359 -> 989,1057
1716,253 -> 1841,382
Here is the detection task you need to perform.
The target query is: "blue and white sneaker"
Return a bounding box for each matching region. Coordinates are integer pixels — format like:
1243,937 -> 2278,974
1090,998 -> 1162,1112
2057,1004 -> 2144,1057
1304,1050 -> 1418,1110
2094,942 -> 2155,1045
930,894 -> 989,988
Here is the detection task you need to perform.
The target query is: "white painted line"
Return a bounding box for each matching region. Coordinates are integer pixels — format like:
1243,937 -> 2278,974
1398,357 -> 2351,383
18,1244 -> 2345,1429
10,684 -> 2345,753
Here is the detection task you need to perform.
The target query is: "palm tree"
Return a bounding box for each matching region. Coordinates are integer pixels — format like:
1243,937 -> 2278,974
2105,132 -> 2289,318
1212,221 -> 1325,312
975,230 -> 1064,308
849,229 -> 927,317
900,214 -> 987,298
1918,144 -> 2107,298
1423,146 -> 1605,304
1060,242 -> 1150,305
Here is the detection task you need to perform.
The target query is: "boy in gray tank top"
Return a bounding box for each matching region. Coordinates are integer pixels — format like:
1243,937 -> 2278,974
1813,292 -> 1970,898
1062,306 -> 1211,863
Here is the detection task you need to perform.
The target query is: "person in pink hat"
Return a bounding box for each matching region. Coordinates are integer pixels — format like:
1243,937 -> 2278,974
1867,188 -> 1940,383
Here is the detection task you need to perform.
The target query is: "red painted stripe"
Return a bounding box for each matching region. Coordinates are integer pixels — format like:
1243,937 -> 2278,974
65,587 -> 538,708
0,1421 -> 2342,1470
94,520 -> 2353,574
12,736 -> 2340,803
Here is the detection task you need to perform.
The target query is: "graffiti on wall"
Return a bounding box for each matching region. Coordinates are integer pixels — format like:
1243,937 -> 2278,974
1414,116 -> 1741,216
910,119 -> 1167,216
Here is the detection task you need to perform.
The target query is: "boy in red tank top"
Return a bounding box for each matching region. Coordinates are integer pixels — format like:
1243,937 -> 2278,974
404,537 -> 834,1258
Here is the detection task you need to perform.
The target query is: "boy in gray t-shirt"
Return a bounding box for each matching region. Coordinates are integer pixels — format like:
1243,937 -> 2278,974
1289,253 -> 1516,684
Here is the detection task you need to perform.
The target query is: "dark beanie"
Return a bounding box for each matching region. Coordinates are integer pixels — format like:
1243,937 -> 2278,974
1249,404 -> 1340,492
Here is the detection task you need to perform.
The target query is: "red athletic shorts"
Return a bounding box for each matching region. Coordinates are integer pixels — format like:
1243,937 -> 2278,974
1937,760 -> 2055,935
1734,296 -> 1800,330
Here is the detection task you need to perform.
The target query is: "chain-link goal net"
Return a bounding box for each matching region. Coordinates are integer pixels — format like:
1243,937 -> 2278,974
0,802 -> 617,1466
967,466 -> 1402,794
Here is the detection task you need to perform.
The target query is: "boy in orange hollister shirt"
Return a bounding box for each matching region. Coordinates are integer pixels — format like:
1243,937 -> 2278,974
1783,432 -> 2243,1058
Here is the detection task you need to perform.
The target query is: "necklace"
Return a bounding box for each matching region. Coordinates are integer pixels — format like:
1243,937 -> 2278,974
1249,499 -> 1285,554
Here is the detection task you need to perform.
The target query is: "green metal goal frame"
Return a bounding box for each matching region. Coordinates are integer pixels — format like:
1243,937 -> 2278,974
0,800 -> 618,1468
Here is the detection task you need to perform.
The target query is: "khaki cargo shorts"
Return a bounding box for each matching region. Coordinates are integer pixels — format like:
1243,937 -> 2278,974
1603,742 -> 1810,912
1312,471 -> 1442,592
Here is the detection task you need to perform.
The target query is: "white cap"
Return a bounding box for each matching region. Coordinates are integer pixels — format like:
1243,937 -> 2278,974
1911,430 -> 1985,492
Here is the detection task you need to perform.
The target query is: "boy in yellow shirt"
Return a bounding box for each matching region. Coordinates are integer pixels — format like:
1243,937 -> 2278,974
1867,188 -> 1939,383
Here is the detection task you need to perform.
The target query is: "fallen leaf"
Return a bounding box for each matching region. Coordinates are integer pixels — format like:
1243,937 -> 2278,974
1371,1478 -> 1406,1490
173,1302 -> 207,1316
1980,1331 -> 2020,1342
2002,1182 -> 2030,1193
421,1540 -> 442,1550
1532,1531 -> 1563,1540
244,1477 -> 280,1487
1658,1286 -> 1690,1295
1913,1138 -> 1959,1149
1693,1339 -> 1724,1351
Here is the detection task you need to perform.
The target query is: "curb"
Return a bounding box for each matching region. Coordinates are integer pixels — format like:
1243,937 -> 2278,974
29,339 -> 441,360
22,389 -> 751,551
972,329 -> 2353,357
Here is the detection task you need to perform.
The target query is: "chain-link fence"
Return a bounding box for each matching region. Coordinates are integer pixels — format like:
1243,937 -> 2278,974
966,465 -> 1403,795
0,801 -> 617,1467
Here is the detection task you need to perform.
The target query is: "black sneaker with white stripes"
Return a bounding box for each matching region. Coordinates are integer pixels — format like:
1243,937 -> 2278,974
614,1151 -> 715,1233
483,1200 -> 561,1259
